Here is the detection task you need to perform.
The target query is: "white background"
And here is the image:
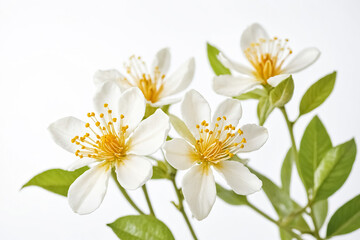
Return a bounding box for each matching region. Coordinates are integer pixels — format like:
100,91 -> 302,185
1,0 -> 360,239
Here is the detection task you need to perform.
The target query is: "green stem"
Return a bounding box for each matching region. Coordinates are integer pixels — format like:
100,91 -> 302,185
247,201 -> 303,240
170,177 -> 198,240
111,171 -> 145,215
142,184 -> 156,216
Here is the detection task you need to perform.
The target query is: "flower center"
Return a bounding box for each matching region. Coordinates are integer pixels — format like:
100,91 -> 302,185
71,104 -> 129,163
244,37 -> 292,83
194,116 -> 246,164
122,55 -> 165,103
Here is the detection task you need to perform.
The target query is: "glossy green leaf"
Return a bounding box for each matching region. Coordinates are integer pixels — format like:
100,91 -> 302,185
108,215 -> 175,240
250,168 -> 310,232
299,116 -> 332,191
312,199 -> 328,230
281,148 -> 295,195
169,114 -> 196,145
207,43 -> 231,76
234,88 -> 267,101
22,167 -> 89,196
216,183 -> 248,205
314,139 -> 357,201
299,72 -> 336,116
152,161 -> 169,180
257,96 -> 274,126
327,194 -> 360,237
270,76 -> 294,107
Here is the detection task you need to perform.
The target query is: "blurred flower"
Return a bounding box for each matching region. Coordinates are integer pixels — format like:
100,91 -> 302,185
213,23 -> 320,96
94,48 -> 195,107
48,86 -> 170,214
163,90 -> 268,220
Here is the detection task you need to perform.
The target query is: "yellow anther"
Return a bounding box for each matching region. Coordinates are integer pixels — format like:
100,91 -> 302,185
71,139 -> 76,143
241,138 -> 247,143
108,110 -> 112,114
85,123 -> 90,128
196,124 -> 200,129
215,123 -> 219,127
87,113 -> 91,117
205,129 -> 209,133
209,131 -> 213,134
231,126 -> 235,130
201,120 -> 206,126
104,103 -> 108,108
80,155 -> 84,159
95,122 -> 100,127
238,129 -> 243,135
228,153 -> 234,158
240,144 -> 244,148
234,143 -> 239,146
120,114 -> 124,119
96,135 -> 100,139
217,117 -> 221,121
91,112 -> 95,117
100,113 -> 104,118
85,133 -> 90,137
113,118 -> 117,122
223,116 -> 227,120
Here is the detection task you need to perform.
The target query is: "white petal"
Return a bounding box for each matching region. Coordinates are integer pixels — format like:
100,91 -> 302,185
149,97 -> 181,107
214,161 -> 262,195
48,116 -> 86,153
283,47 -> 321,73
151,48 -> 171,75
212,98 -> 242,128
267,74 -> 291,87
238,124 -> 268,152
115,155 -> 153,190
181,90 -> 211,138
117,87 -> 146,133
217,53 -> 253,75
241,23 -> 269,52
67,158 -> 97,171
213,75 -> 259,97
93,69 -> 130,91
182,164 -> 216,220
162,58 -> 195,97
163,138 -> 197,170
93,80 -> 121,118
128,109 -> 170,155
68,163 -> 111,214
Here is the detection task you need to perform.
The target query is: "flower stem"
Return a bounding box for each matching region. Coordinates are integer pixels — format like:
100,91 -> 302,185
170,176 -> 198,240
142,184 -> 156,216
111,171 -> 145,215
247,201 -> 304,240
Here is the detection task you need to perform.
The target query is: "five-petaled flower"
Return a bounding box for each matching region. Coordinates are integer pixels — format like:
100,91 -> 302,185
213,23 -> 321,97
94,48 -> 195,107
48,86 -> 170,214
163,90 -> 268,220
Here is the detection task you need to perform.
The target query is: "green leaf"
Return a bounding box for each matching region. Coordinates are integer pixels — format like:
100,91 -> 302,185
299,116 -> 332,191
234,88 -> 268,101
108,215 -> 175,240
152,161 -> 169,180
312,199 -> 328,230
257,96 -> 274,126
169,114 -> 196,145
279,229 -> 292,240
250,168 -> 310,232
314,139 -> 357,201
299,72 -> 336,116
22,167 -> 89,196
281,148 -> 295,195
207,43 -> 231,76
216,183 -> 248,205
327,194 -> 360,237
270,76 -> 294,107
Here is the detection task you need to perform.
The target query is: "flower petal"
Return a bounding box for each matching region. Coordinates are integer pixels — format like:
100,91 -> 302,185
163,138 -> 197,170
162,58 -> 195,97
128,109 -> 170,155
67,158 -> 97,171
48,116 -> 86,153
151,48 -> 171,75
240,23 -> 269,52
214,161 -> 262,195
283,47 -> 321,73
212,98 -> 242,128
182,164 -> 216,220
117,87 -> 146,134
217,53 -> 253,75
238,124 -> 268,152
93,80 -> 121,118
267,74 -> 291,87
68,163 -> 111,214
213,75 -> 259,97
93,69 -> 130,92
115,155 -> 153,190
181,90 -> 211,139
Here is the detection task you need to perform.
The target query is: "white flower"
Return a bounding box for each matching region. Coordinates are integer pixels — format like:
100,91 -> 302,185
48,86 -> 170,214
93,48 -> 195,107
163,90 -> 268,220
213,23 -> 321,97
